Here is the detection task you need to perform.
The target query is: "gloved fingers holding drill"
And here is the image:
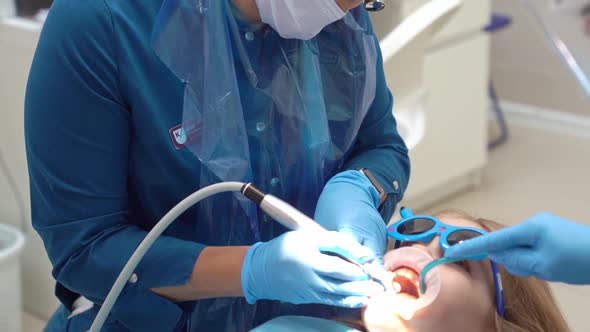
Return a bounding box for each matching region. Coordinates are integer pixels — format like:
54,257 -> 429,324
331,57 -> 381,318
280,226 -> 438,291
241,230 -> 384,308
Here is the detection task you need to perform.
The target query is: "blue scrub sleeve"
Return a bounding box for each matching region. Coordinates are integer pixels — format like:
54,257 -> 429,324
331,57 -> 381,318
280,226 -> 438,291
343,14 -> 411,222
25,1 -> 204,331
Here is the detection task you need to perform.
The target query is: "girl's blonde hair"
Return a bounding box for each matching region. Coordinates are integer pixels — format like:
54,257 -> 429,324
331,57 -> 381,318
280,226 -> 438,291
434,210 -> 571,332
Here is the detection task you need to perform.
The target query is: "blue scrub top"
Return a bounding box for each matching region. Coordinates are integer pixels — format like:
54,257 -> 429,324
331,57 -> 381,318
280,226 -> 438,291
25,0 -> 410,331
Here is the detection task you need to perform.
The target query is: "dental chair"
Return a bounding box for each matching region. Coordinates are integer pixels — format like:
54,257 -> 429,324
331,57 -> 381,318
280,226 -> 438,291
376,0 -> 462,151
376,0 -> 491,211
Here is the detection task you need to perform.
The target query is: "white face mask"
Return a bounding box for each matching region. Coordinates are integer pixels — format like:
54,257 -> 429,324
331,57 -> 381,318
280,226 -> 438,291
254,0 -> 347,40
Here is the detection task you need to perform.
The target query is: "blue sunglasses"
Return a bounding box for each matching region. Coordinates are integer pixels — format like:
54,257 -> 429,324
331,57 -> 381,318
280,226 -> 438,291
387,208 -> 505,317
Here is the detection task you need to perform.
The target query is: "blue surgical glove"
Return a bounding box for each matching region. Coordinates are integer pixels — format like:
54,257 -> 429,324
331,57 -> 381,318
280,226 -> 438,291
314,170 -> 387,264
241,230 -> 383,307
445,213 -> 590,284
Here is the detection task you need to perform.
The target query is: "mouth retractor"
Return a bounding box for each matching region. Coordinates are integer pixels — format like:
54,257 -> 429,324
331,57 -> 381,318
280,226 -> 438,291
384,247 -> 442,318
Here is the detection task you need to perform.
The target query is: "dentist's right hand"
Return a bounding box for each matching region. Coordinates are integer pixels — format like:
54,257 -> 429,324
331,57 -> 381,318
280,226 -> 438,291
241,230 -> 383,308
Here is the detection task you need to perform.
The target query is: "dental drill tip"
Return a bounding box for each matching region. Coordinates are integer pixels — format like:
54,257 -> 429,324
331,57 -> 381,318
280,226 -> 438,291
363,264 -> 395,292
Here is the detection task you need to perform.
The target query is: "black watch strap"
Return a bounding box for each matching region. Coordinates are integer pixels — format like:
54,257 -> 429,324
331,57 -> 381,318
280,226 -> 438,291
358,168 -> 388,210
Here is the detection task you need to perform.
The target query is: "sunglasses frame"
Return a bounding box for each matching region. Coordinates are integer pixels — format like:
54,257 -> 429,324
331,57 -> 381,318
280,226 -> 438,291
364,0 -> 386,11
387,208 -> 506,317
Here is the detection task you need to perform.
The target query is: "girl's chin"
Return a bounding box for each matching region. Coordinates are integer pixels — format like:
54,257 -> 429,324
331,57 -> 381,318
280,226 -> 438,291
363,292 -> 419,332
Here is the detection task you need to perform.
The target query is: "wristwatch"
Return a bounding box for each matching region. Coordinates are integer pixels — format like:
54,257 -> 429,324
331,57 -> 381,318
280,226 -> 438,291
357,168 -> 388,211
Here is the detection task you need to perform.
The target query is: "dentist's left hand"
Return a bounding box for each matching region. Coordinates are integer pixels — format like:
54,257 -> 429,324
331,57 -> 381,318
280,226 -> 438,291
314,170 -> 388,264
241,230 -> 383,308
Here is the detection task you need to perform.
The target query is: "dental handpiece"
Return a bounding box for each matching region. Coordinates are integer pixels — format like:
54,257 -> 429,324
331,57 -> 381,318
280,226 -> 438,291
241,183 -> 325,233
241,183 -> 392,289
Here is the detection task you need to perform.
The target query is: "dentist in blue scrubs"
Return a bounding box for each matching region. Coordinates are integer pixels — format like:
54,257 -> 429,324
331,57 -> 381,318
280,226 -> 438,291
25,0 -> 410,331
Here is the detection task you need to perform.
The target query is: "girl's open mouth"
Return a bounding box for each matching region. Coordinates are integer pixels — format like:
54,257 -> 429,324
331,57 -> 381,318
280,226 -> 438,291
391,266 -> 420,298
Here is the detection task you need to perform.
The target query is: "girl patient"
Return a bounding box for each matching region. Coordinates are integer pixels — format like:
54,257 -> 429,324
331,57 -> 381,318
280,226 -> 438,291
253,209 -> 571,332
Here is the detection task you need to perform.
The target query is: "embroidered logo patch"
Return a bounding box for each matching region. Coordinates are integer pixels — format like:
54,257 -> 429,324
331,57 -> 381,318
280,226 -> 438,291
169,124 -> 187,149
168,123 -> 202,150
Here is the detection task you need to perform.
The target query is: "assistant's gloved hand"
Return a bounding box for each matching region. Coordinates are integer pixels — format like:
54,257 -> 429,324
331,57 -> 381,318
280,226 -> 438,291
314,170 -> 387,264
242,230 -> 383,307
445,213 -> 590,284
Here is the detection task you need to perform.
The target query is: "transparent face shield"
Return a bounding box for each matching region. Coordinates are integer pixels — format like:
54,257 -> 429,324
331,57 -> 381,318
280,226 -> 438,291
152,0 -> 379,228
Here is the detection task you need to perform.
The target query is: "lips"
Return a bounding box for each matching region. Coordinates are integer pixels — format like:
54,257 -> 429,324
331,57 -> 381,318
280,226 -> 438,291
365,247 -> 442,324
382,247 -> 435,297
383,251 -> 428,276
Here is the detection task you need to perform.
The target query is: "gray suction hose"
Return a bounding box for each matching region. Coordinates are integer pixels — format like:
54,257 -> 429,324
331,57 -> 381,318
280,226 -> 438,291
88,182 -> 244,332
88,180 -> 325,331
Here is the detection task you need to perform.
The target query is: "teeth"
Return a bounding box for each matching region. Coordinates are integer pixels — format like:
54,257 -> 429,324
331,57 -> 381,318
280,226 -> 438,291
392,281 -> 402,293
392,267 -> 420,280
391,267 -> 420,298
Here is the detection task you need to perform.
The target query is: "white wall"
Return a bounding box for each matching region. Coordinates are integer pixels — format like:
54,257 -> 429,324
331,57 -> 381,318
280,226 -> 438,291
0,18 -> 59,319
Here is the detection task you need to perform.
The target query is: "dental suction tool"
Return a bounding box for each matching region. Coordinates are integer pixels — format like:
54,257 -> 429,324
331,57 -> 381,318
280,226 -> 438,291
240,183 -> 325,233
419,255 -> 485,294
